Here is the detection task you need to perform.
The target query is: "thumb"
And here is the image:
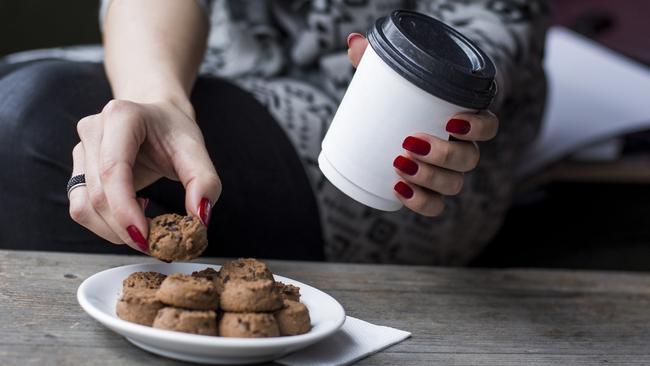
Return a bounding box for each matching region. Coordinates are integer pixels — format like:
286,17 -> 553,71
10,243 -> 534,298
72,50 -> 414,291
172,136 -> 222,226
346,33 -> 369,68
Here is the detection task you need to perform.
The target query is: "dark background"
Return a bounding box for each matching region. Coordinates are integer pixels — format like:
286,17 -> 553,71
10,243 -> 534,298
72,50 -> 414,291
0,0 -> 101,56
1,0 -> 649,271
473,0 -> 650,271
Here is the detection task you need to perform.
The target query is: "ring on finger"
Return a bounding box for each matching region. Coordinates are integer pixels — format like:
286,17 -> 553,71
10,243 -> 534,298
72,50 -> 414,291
67,174 -> 87,199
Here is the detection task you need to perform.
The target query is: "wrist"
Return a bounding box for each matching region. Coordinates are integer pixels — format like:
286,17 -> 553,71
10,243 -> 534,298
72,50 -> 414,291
161,94 -> 196,120
112,80 -> 196,119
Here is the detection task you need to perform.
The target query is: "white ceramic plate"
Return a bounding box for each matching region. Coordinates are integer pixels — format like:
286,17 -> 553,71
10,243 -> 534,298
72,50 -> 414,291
77,262 -> 346,364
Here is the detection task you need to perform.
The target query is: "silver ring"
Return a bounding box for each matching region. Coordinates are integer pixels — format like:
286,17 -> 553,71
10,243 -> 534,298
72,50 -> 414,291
67,174 -> 86,198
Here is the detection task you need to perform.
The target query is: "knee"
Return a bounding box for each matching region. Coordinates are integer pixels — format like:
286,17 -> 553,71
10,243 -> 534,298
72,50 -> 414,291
0,60 -> 108,121
0,60 -> 110,158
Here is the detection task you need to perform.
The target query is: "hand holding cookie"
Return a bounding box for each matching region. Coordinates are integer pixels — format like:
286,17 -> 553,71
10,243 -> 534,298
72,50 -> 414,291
69,100 -> 220,253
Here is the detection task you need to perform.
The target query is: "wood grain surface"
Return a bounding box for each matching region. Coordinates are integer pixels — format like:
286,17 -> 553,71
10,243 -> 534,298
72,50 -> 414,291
1,249 -> 650,365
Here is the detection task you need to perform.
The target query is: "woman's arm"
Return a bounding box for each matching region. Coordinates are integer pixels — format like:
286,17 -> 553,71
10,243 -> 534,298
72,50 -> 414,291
68,0 -> 220,253
103,0 -> 209,115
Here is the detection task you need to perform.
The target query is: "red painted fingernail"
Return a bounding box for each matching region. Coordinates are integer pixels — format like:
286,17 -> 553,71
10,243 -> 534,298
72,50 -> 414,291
126,225 -> 148,253
394,181 -> 414,199
402,136 -> 431,155
393,156 -> 418,175
446,119 -> 471,135
198,198 -> 212,226
347,33 -> 363,48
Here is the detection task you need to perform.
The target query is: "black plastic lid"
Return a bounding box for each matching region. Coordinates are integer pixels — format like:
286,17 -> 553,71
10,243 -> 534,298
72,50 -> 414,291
367,10 -> 496,109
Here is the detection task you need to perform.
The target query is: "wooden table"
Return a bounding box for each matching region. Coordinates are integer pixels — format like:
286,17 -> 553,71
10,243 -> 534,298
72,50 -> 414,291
2,250 -> 650,365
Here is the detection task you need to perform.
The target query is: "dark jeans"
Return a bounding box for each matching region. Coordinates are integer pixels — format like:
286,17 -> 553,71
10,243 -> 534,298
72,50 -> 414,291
0,60 -> 324,260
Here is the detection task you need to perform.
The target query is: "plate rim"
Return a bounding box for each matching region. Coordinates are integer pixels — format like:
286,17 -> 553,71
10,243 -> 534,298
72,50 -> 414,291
77,262 -> 346,349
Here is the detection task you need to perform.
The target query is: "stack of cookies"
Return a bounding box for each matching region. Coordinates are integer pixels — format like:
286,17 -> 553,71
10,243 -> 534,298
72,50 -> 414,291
115,258 -> 311,337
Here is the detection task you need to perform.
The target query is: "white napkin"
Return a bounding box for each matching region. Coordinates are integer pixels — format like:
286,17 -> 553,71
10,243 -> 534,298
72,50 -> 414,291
277,317 -> 411,366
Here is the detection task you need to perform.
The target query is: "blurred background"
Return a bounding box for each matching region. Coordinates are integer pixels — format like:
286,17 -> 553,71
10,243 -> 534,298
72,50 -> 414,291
0,1 -> 100,56
1,0 -> 649,271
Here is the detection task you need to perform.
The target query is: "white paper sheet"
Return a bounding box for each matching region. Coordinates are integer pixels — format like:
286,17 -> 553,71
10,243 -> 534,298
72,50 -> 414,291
517,27 -> 650,178
278,316 -> 411,366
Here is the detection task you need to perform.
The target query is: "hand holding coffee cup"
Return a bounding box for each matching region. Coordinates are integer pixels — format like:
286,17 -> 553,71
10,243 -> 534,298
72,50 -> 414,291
320,10 -> 499,216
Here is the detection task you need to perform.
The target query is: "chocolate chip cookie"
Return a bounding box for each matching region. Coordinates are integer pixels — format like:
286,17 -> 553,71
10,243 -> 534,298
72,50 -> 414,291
274,281 -> 301,302
219,258 -> 273,283
122,271 -> 166,294
192,267 -> 224,294
219,279 -> 283,312
148,214 -> 208,262
153,307 -> 218,336
157,273 -> 219,310
116,289 -> 165,326
274,300 -> 311,336
218,312 -> 280,338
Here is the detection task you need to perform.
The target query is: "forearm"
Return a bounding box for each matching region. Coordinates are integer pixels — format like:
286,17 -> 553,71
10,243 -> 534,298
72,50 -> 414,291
102,0 -> 209,115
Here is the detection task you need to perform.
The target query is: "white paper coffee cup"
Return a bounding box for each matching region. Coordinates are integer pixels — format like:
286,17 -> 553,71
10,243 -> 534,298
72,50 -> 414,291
319,10 -> 496,211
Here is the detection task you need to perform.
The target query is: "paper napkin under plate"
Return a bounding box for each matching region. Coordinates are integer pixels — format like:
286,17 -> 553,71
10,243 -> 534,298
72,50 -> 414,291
278,316 -> 411,366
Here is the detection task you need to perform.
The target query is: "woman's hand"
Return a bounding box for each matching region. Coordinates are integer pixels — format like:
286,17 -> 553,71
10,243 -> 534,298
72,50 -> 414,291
346,33 -> 499,217
69,99 -> 221,253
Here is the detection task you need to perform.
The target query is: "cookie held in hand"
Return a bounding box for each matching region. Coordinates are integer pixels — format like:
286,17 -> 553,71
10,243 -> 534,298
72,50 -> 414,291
148,214 -> 207,262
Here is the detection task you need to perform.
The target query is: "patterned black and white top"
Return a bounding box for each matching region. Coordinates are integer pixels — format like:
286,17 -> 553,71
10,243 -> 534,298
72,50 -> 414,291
7,0 -> 549,265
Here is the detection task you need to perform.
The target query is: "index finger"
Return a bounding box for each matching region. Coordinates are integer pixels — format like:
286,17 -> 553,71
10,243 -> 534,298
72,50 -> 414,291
447,110 -> 499,142
98,100 -> 149,251
346,33 -> 369,68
